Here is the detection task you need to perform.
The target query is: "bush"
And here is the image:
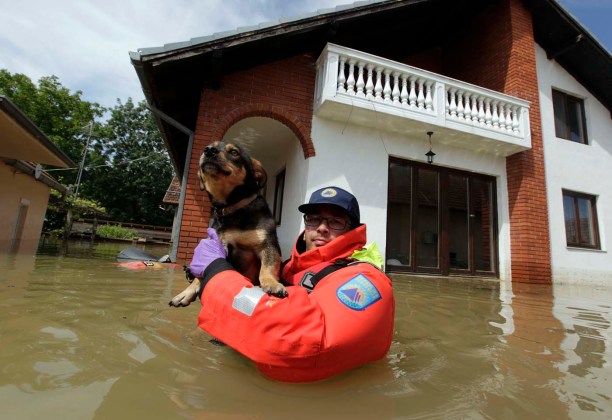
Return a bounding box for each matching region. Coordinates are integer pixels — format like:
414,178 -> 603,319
96,224 -> 138,240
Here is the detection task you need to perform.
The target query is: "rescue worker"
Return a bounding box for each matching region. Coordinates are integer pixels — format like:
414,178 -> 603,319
190,186 -> 395,382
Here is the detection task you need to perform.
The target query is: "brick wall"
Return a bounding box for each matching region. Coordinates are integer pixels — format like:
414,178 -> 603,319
176,54 -> 316,261
445,0 -> 552,284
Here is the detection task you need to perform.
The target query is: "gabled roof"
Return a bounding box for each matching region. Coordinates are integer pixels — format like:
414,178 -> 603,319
0,95 -> 75,168
131,0 -> 611,176
163,175 -> 181,205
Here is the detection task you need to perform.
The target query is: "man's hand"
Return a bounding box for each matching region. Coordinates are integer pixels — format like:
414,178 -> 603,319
189,228 -> 227,278
169,228 -> 226,307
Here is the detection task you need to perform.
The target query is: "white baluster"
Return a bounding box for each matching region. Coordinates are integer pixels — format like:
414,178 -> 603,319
478,96 -> 486,125
463,92 -> 472,122
417,79 -> 425,109
365,64 -> 374,99
425,81 -> 433,111
512,106 -> 520,134
484,98 -> 492,127
498,103 -> 506,130
409,77 -> 417,108
392,72 -> 401,105
346,60 -> 356,95
383,69 -> 392,103
506,106 -> 513,132
471,95 -> 479,123
400,75 -> 408,108
449,88 -> 457,117
492,100 -> 499,128
355,62 -> 365,97
374,67 -> 383,101
456,90 -> 464,119
337,56 -> 346,93
445,88 -> 450,112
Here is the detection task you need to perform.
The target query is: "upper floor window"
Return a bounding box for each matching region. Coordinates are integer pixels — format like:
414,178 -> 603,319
552,89 -> 588,144
562,190 -> 600,249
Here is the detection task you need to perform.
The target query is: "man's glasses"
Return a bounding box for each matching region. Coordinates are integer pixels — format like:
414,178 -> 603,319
303,214 -> 350,231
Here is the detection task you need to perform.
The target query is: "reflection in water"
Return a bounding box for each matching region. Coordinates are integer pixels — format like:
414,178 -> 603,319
0,244 -> 611,418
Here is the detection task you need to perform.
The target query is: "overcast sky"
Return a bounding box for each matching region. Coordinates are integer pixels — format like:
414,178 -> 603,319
1,0 -> 610,109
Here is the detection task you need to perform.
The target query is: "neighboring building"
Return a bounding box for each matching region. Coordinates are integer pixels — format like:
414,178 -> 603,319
131,0 -> 611,285
0,95 -> 75,254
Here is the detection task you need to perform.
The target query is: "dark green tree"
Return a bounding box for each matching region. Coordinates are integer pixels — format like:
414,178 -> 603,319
82,99 -> 174,226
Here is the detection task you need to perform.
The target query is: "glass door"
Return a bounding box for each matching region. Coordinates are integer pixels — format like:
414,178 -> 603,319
415,168 -> 439,272
386,158 -> 498,277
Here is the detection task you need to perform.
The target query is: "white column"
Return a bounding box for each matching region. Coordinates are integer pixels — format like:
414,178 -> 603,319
425,81 -> 433,111
346,59 -> 356,95
417,79 -> 425,109
374,67 -> 383,101
492,100 -> 499,128
449,88 -> 457,117
499,103 -> 506,131
356,62 -> 365,98
383,69 -> 392,103
463,92 -> 472,122
400,75 -> 409,108
456,90 -> 464,119
409,77 -> 417,108
392,72 -> 401,105
365,64 -> 374,99
337,56 -> 346,93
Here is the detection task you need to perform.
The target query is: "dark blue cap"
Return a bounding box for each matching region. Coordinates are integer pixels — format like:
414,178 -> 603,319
298,186 -> 360,226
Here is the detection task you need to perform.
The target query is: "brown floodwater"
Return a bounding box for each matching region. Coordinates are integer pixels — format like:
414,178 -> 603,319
1,238 -> 611,419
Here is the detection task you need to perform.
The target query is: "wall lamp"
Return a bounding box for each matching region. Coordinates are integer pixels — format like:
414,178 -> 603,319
425,131 -> 436,164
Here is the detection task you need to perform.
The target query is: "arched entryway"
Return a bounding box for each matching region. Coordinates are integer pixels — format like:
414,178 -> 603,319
221,116 -> 306,256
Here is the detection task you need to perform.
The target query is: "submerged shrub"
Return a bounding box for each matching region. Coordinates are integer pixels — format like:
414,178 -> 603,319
96,224 -> 138,239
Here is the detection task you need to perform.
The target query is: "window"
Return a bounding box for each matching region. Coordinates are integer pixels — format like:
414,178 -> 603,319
273,168 -> 285,225
562,190 -> 600,249
552,89 -> 588,144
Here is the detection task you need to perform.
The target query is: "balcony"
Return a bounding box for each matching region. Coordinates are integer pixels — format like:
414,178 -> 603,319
314,44 -> 531,156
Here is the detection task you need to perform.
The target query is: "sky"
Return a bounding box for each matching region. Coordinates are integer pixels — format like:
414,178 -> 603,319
1,0 -> 610,109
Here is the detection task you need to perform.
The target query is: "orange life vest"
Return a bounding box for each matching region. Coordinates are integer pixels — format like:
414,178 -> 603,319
197,224 -> 395,382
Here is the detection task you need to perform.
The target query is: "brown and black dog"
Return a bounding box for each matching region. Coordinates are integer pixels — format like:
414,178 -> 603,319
169,141 -> 286,307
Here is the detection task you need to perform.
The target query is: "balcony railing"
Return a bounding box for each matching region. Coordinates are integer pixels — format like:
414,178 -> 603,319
314,43 -> 531,155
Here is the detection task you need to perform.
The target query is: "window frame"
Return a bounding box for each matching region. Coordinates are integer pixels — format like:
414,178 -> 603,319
552,89 -> 588,144
273,168 -> 286,226
562,189 -> 600,250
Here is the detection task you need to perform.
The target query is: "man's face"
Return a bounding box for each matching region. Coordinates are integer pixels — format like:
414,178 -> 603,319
303,205 -> 352,251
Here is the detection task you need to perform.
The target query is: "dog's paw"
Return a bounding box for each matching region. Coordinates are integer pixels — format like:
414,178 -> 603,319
261,282 -> 288,298
168,281 -> 200,307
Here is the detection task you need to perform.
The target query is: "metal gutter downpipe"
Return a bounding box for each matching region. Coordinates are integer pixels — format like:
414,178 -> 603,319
146,103 -> 195,262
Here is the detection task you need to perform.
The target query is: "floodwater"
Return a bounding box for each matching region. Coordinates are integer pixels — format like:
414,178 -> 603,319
1,239 -> 611,419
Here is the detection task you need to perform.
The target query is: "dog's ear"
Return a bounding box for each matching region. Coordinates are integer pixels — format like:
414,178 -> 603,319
251,158 -> 267,189
197,167 -> 206,190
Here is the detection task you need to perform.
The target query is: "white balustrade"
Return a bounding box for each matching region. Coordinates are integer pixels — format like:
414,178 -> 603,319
315,43 -> 530,149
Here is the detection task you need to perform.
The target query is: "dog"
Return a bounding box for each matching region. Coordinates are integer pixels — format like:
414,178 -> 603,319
169,141 -> 286,307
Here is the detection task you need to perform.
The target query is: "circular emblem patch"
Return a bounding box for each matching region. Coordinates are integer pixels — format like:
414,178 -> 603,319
321,188 -> 337,198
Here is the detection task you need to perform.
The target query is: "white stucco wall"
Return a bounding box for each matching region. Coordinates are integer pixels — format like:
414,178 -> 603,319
535,44 -> 611,286
307,116 -> 513,282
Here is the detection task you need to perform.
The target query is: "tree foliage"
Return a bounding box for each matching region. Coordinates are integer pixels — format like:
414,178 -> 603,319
0,70 -> 174,227
83,99 -> 174,226
0,70 -> 105,185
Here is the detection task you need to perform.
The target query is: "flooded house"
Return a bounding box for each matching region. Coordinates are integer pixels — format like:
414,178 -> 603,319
0,95 -> 74,253
130,0 -> 611,286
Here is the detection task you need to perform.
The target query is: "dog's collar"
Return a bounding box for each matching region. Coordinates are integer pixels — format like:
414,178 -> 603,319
214,194 -> 258,217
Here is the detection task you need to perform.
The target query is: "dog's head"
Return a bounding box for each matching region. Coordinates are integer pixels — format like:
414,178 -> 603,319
197,141 -> 267,205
